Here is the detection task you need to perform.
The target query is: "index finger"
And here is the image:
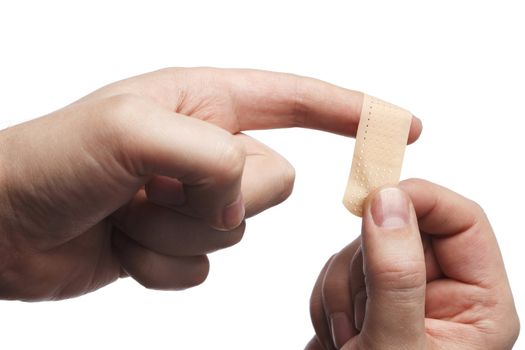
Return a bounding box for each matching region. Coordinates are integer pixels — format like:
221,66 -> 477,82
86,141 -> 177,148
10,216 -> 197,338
225,69 -> 422,144
79,68 -> 422,143
398,179 -> 506,287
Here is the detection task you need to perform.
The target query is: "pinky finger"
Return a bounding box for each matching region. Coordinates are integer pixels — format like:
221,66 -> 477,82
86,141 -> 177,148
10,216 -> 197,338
112,229 -> 209,290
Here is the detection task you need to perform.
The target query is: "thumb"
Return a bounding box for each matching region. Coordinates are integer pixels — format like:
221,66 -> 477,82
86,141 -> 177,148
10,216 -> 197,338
359,187 -> 426,349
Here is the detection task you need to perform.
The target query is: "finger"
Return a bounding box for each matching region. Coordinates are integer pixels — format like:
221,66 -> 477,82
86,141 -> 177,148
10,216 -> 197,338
425,278 -> 483,320
112,229 -> 209,290
305,336 -> 325,350
310,255 -> 338,350
224,69 -> 422,143
236,133 -> 295,217
111,191 -> 245,256
399,179 -> 505,287
78,68 -> 422,143
321,239 -> 361,349
145,175 -> 185,206
104,95 -> 247,232
143,133 -> 294,218
359,187 -> 426,348
349,247 -> 366,332
421,234 -> 444,282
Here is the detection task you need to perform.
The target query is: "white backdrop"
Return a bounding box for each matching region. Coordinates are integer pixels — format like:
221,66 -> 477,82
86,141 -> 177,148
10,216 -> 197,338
1,1 -> 523,349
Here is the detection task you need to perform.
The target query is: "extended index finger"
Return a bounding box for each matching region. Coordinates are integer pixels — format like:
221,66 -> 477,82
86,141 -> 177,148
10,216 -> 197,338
225,69 -> 422,143
79,68 -> 422,143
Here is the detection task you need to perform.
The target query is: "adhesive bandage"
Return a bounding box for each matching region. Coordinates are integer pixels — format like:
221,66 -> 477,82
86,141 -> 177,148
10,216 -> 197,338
343,94 -> 412,217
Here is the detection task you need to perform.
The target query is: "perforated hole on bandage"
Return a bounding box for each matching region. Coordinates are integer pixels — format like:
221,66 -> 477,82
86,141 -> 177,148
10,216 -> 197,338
343,94 -> 412,217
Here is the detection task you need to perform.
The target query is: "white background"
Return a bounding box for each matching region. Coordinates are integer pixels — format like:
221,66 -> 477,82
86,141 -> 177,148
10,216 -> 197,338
1,1 -> 524,349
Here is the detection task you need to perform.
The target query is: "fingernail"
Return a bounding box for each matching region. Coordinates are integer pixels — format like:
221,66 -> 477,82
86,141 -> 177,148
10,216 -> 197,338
222,194 -> 245,230
371,188 -> 409,228
330,312 -> 352,349
353,291 -> 367,331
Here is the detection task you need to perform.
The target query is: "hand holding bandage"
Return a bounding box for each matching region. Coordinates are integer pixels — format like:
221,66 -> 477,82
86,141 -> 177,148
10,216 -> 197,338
307,94 -> 519,350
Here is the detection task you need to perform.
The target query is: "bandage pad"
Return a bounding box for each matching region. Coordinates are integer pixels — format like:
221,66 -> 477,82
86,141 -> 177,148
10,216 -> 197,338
343,94 -> 412,217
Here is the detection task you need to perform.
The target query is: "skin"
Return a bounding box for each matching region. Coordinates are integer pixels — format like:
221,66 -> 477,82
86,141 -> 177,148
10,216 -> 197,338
0,67 -> 422,301
307,180 -> 520,350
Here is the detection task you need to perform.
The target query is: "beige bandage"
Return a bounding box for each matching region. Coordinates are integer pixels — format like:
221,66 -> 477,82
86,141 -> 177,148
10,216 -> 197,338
343,94 -> 412,217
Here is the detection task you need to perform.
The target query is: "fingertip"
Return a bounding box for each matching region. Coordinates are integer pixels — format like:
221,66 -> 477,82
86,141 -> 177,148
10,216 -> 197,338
408,115 -> 423,144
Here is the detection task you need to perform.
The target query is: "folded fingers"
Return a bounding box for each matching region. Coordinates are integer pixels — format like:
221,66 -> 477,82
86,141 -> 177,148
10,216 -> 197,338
310,238 -> 361,350
112,190 -> 245,257
112,229 -> 209,290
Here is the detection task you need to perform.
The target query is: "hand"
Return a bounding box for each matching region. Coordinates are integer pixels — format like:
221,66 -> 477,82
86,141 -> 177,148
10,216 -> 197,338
0,68 -> 422,301
307,179 -> 519,350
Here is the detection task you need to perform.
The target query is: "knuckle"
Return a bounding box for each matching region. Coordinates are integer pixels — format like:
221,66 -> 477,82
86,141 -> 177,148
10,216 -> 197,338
290,76 -> 309,127
103,93 -> 150,120
370,260 -> 426,298
155,67 -> 186,83
465,199 -> 490,231
94,94 -> 150,140
469,199 -> 486,218
90,94 -> 157,176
